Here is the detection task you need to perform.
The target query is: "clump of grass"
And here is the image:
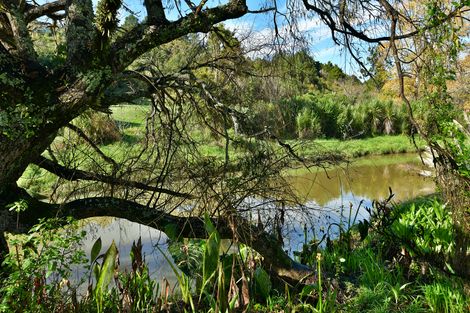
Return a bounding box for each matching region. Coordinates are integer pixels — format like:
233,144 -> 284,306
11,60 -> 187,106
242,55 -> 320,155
74,112 -> 122,145
423,280 -> 468,313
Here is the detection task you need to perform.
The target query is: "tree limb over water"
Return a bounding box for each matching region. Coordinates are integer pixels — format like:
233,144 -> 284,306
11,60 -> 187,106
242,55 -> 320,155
1,189 -> 312,283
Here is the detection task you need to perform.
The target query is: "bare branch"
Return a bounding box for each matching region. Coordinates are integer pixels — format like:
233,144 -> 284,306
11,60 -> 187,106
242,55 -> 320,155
66,123 -> 119,168
32,155 -> 194,199
302,0 -> 467,44
247,7 -> 275,14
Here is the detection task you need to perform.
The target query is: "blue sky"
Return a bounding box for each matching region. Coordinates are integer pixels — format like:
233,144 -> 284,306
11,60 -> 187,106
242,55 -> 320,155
45,0 -> 368,77
112,0 -> 363,76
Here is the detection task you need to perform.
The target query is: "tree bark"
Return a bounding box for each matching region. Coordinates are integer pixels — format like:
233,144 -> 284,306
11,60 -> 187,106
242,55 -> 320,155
0,132 -> 57,195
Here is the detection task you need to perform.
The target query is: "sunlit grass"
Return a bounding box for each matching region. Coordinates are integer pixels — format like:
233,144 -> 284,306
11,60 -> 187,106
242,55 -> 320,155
291,135 -> 425,159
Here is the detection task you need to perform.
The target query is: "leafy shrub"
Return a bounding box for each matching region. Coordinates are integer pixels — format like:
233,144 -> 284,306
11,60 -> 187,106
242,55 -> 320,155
243,91 -> 413,140
392,200 -> 454,258
0,217 -> 87,312
296,108 -> 322,139
73,112 -> 121,145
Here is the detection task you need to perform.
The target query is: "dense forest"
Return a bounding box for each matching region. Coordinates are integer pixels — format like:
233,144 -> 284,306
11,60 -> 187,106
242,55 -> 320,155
0,0 -> 469,312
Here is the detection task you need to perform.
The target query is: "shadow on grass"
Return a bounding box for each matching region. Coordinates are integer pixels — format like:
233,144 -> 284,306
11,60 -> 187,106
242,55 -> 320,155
115,120 -> 142,129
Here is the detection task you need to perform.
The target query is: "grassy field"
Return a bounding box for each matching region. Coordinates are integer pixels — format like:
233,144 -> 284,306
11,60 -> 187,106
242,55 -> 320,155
111,104 -> 424,159
289,135 -> 425,159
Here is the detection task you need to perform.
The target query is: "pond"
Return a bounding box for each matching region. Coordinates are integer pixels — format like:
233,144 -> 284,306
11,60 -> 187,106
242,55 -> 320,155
76,153 -> 435,290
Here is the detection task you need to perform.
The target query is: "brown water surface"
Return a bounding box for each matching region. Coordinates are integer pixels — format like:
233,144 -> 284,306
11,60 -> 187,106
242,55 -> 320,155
288,153 -> 434,207
76,153 -> 435,291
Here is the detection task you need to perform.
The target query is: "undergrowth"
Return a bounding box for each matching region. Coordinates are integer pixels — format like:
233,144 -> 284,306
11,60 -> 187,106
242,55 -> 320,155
1,198 -> 468,312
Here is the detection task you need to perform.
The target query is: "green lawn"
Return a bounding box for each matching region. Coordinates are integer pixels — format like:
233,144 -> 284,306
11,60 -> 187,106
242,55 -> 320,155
290,135 -> 425,159
109,104 -> 425,160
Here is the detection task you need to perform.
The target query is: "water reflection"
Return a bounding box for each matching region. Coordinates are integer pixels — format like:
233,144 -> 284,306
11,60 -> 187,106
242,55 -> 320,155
281,154 -> 435,252
289,154 -> 434,206
76,218 -> 178,292
77,154 -> 435,288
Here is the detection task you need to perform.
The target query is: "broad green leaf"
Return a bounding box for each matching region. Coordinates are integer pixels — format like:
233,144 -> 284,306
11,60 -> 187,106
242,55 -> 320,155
95,240 -> 118,298
254,267 -> 272,299
300,284 -> 317,299
90,237 -> 102,263
202,226 -> 220,285
204,213 -> 216,235
164,224 -> 179,241
93,264 -> 100,282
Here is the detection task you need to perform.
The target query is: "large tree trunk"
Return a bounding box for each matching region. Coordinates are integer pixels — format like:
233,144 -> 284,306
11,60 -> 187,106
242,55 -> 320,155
0,132 -> 57,195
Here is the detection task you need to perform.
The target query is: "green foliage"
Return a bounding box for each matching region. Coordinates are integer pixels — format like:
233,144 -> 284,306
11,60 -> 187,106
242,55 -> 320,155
199,214 -> 222,304
162,215 -> 245,312
423,281 -> 468,313
249,92 -> 411,140
73,111 -> 121,145
0,94 -> 50,140
0,217 -> 87,312
95,0 -> 123,44
391,200 -> 454,258
121,15 -> 139,31
441,120 -> 470,180
168,239 -> 204,277
31,27 -> 67,67
254,267 -> 272,300
93,240 -> 118,313
292,195 -> 469,313
116,238 -> 162,312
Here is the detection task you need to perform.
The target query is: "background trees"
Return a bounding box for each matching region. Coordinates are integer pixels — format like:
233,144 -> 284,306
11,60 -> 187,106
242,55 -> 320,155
299,0 -> 470,276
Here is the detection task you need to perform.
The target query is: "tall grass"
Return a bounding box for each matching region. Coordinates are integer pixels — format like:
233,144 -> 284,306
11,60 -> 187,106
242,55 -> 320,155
249,92 -> 413,140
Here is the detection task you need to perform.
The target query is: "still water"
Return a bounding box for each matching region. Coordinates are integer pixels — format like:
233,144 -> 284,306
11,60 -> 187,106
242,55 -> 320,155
77,153 -> 434,287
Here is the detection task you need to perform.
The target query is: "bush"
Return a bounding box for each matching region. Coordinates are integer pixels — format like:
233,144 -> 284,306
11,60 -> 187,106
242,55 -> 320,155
74,112 -> 121,145
391,200 -> 454,259
0,217 -> 87,312
296,108 -> 322,139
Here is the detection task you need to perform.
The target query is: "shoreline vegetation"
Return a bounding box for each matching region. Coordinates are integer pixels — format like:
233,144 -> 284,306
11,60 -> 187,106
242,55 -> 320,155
10,104 -> 469,313
2,196 -> 468,312
18,103 -> 426,198
2,2 -> 469,312
111,104 -> 424,160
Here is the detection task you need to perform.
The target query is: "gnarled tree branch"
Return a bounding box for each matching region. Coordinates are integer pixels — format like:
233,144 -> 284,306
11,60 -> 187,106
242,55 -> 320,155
65,0 -> 95,69
6,194 -> 313,283
144,0 -> 167,25
110,0 -> 248,72
32,155 -> 194,199
25,0 -> 66,23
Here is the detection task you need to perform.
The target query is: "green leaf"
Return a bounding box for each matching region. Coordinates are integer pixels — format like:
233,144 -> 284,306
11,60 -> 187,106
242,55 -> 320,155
204,213 -> 216,235
95,240 -> 118,297
254,267 -> 272,299
91,237 -> 102,263
300,284 -> 317,299
202,230 -> 220,284
164,223 -> 179,241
